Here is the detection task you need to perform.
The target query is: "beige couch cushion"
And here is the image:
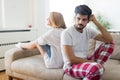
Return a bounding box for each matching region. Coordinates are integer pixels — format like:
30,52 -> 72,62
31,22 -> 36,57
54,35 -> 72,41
110,33 -> 120,59
103,59 -> 120,80
63,74 -> 80,80
11,55 -> 64,80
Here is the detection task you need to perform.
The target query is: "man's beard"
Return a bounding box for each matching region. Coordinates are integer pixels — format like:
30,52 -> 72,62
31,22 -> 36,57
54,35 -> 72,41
76,24 -> 85,30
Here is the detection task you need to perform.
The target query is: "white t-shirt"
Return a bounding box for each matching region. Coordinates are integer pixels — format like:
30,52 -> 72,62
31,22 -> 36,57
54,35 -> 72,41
61,26 -> 99,69
35,28 -> 64,68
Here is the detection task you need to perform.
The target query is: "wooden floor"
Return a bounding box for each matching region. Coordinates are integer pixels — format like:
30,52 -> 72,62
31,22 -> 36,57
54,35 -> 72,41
0,71 -> 8,80
0,71 -> 22,80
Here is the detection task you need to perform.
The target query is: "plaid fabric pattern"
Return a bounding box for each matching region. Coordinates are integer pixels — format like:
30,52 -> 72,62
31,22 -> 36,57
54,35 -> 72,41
64,42 -> 114,80
88,42 -> 114,65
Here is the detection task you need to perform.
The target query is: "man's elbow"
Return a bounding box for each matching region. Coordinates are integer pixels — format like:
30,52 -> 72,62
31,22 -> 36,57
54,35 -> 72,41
107,37 -> 113,43
68,58 -> 75,65
68,57 -> 78,65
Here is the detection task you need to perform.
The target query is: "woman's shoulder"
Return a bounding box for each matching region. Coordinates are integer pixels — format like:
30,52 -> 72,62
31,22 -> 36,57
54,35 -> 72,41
62,26 -> 74,33
50,28 -> 65,32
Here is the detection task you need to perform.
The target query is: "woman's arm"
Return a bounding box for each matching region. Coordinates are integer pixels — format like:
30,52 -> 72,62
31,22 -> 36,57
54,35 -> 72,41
16,41 -> 37,50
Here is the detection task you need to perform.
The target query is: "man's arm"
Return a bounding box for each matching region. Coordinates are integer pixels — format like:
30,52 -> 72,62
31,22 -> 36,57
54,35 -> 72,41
62,45 -> 94,65
89,14 -> 113,43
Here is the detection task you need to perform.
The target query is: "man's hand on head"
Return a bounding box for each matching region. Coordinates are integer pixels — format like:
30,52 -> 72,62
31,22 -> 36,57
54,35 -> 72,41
89,14 -> 97,22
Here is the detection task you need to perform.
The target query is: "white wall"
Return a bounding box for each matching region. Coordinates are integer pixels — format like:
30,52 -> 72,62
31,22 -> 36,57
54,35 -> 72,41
33,0 -> 49,37
81,0 -> 120,30
49,0 -> 120,30
0,0 -> 49,38
2,0 -> 119,34
4,0 -> 33,29
0,0 -> 2,27
49,0 -> 82,27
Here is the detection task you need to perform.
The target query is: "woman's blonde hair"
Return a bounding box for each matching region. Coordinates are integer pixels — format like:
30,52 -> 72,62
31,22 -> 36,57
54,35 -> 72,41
49,12 -> 66,29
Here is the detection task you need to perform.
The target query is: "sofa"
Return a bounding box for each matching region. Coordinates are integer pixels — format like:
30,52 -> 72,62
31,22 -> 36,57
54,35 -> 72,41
5,32 -> 120,80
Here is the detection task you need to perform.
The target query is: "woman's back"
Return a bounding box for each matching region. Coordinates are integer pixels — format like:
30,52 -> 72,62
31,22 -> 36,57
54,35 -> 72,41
46,28 -> 64,68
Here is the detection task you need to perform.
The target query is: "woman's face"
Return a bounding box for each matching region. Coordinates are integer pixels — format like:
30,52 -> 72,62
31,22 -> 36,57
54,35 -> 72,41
47,17 -> 52,26
46,13 -> 57,28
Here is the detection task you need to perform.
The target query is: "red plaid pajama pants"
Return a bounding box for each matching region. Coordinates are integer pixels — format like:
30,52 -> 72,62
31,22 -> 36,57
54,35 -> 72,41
65,42 -> 114,80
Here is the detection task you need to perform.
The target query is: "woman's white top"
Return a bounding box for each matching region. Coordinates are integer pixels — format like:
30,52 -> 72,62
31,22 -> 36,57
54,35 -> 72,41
35,28 -> 64,68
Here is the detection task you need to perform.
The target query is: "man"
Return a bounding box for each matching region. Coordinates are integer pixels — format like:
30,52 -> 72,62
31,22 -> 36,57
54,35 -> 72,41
61,5 -> 114,80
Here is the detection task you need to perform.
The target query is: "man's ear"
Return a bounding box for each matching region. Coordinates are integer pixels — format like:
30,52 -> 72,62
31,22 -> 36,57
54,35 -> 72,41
88,15 -> 91,21
88,16 -> 90,22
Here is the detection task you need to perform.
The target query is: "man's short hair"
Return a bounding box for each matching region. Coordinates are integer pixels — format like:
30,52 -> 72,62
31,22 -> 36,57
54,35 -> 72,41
75,4 -> 92,17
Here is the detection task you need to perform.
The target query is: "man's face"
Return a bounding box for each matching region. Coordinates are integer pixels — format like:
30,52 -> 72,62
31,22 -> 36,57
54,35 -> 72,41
74,14 -> 89,31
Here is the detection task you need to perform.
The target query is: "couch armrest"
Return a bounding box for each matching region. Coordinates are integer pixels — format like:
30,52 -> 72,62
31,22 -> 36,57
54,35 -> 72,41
5,48 -> 40,75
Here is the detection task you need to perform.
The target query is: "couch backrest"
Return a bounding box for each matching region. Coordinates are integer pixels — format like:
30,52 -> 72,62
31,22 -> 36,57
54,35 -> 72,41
110,32 -> 120,59
88,32 -> 120,60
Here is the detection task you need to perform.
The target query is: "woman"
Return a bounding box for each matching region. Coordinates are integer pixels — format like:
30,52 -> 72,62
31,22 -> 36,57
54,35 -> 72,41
16,12 -> 66,68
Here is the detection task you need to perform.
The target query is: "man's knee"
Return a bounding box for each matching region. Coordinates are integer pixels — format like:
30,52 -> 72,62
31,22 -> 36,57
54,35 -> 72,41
89,63 -> 103,75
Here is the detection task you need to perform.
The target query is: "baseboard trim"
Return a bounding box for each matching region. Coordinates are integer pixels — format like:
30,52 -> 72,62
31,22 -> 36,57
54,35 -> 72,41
0,70 -> 5,72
